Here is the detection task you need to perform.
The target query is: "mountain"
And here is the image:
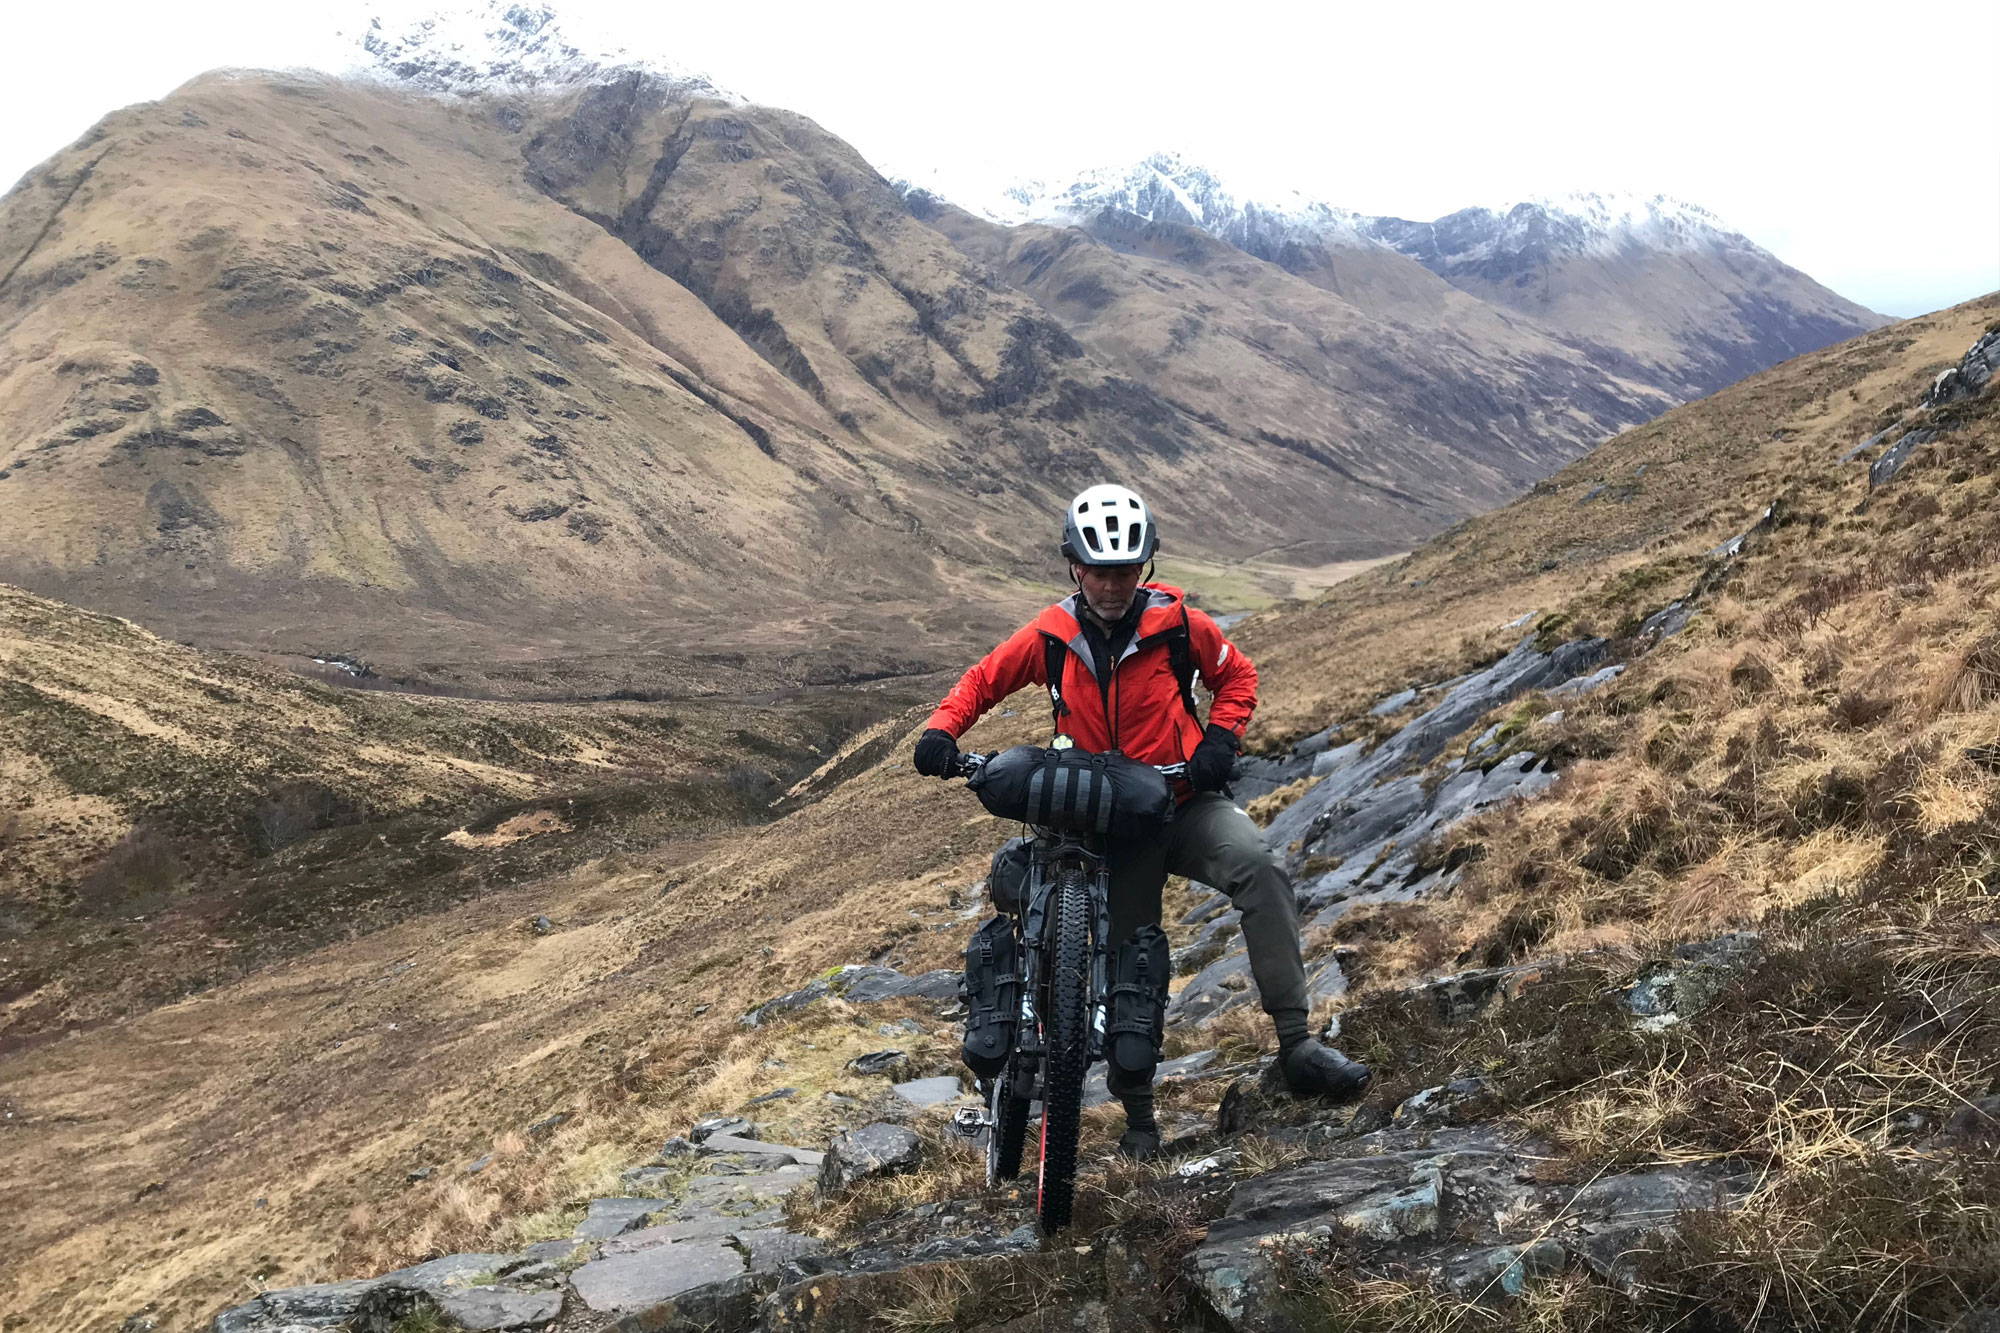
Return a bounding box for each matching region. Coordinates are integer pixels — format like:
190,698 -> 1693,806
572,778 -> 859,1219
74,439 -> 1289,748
904,188 -> 1670,533
0,6 -> 1844,691
926,153 -> 1888,400
1363,192 -> 1891,397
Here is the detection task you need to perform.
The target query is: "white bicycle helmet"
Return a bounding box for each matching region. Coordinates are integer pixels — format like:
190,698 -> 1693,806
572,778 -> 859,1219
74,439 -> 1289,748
1060,484 -> 1158,565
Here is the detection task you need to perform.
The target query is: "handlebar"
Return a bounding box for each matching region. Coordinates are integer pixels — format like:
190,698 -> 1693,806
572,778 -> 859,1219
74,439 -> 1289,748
952,751 -> 1188,780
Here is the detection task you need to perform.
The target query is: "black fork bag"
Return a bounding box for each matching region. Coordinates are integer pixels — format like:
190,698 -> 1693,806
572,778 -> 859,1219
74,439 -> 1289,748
961,914 -> 1021,1078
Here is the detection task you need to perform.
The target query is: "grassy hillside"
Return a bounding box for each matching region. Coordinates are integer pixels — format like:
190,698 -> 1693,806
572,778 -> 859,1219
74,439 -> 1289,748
0,581 -> 926,1043
2,296 -> 1995,1331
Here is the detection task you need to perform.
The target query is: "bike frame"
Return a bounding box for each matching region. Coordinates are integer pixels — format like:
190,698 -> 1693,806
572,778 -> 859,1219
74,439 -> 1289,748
1008,828 -> 1114,1102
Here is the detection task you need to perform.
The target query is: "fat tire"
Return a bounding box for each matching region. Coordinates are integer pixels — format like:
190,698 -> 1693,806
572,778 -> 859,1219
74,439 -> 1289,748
1036,868 -> 1092,1233
988,1059 -> 1031,1182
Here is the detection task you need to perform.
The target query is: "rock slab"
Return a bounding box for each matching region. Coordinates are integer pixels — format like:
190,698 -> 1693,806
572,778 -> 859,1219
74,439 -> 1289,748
570,1239 -> 745,1314
818,1123 -> 922,1194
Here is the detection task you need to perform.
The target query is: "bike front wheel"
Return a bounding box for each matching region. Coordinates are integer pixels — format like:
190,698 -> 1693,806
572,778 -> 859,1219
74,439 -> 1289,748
1036,866 -> 1092,1232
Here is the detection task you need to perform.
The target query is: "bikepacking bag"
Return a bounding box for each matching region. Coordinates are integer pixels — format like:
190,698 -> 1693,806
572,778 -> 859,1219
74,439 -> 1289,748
968,745 -> 1175,835
1107,925 -> 1171,1084
961,914 -> 1020,1078
987,836 -> 1034,914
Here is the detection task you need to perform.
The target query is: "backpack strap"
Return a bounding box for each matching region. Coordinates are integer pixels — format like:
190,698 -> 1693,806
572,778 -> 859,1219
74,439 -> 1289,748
1042,633 -> 1070,732
1165,605 -> 1201,723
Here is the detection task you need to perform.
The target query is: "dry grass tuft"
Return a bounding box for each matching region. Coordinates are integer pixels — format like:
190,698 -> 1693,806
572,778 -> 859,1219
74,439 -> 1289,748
1925,632 -> 2000,716
877,1263 -> 978,1333
1246,774 -> 1321,827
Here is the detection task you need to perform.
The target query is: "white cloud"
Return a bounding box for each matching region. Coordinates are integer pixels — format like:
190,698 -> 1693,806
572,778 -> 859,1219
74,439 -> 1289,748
2,0 -> 1993,316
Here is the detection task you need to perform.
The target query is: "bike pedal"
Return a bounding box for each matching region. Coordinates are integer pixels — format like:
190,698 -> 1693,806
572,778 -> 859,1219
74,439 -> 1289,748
949,1106 -> 994,1138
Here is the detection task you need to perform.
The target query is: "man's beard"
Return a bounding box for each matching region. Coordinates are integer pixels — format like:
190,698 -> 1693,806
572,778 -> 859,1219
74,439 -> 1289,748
1084,593 -> 1133,623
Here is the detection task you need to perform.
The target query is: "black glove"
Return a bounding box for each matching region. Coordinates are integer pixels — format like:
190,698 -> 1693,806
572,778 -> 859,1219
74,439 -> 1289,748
914,728 -> 960,778
1188,723 -> 1240,792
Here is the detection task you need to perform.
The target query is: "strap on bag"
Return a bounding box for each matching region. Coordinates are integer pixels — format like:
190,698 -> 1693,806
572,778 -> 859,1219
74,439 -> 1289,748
1043,635 -> 1069,731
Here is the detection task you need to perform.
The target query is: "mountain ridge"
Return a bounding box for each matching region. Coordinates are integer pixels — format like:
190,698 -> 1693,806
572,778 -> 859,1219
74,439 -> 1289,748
905,151 -> 1887,402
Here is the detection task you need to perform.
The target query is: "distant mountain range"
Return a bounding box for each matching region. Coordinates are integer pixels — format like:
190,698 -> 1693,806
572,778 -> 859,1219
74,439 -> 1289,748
0,2 -> 1887,688
904,152 -> 1886,400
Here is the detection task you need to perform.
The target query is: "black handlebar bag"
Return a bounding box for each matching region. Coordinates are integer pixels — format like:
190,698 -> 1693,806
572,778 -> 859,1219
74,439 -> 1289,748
968,746 -> 1175,837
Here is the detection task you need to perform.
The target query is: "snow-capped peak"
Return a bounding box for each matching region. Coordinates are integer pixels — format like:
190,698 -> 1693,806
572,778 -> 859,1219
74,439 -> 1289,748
994,152 -> 1368,238
905,151 -> 1381,262
1472,191 -> 1741,254
342,1 -> 737,101
1363,190 -> 1750,272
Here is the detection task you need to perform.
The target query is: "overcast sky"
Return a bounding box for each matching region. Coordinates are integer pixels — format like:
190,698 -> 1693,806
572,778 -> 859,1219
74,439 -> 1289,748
2,0 -> 1993,317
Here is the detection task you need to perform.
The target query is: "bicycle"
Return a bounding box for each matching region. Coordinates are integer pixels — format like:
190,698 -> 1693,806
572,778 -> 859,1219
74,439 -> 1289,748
947,747 -> 1186,1233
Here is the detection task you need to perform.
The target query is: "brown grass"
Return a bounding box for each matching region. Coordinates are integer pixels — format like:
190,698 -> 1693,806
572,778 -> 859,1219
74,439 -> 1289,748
1924,632 -> 2000,716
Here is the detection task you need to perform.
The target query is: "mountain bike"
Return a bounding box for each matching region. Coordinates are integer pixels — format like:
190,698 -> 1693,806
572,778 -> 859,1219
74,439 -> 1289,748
948,748 -> 1185,1233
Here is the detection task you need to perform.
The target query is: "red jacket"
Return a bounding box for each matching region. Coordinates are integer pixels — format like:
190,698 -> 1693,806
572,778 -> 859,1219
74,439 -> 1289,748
923,584 -> 1257,766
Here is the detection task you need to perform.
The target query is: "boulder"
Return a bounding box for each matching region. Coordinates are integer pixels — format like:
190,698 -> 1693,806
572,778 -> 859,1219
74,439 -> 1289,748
604,1211 -> 785,1254
1409,960 -> 1554,1024
732,1228 -> 826,1273
1187,1127 -> 1746,1326
211,1254 -> 518,1333
1165,950 -> 1255,1025
698,1133 -> 825,1167
1623,932 -> 1762,1029
1869,427 -> 1938,488
691,1115 -> 753,1142
818,1123 -> 922,1194
1924,328 -> 2000,406
352,1285 -> 562,1332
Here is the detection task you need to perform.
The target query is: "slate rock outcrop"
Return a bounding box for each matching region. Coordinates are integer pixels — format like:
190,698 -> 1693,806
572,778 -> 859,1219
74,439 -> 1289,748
817,1123 -> 923,1194
740,965 -> 961,1027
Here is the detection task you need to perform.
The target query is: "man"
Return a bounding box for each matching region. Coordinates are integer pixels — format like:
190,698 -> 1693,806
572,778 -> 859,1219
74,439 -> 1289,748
913,483 -> 1370,1158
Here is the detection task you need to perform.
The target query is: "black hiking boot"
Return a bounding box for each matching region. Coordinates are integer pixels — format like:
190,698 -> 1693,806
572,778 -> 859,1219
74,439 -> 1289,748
1117,1125 -> 1163,1160
1279,1038 -> 1372,1101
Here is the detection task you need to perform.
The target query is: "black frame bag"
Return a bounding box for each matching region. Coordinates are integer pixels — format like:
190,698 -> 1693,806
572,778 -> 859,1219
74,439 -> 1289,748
968,746 -> 1174,835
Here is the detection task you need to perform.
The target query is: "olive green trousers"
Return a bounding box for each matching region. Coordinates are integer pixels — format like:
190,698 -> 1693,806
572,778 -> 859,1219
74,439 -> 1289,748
1106,792 -> 1309,1016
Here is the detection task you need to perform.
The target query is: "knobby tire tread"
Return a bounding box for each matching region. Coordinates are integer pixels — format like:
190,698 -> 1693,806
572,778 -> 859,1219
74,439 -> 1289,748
1038,869 -> 1092,1232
